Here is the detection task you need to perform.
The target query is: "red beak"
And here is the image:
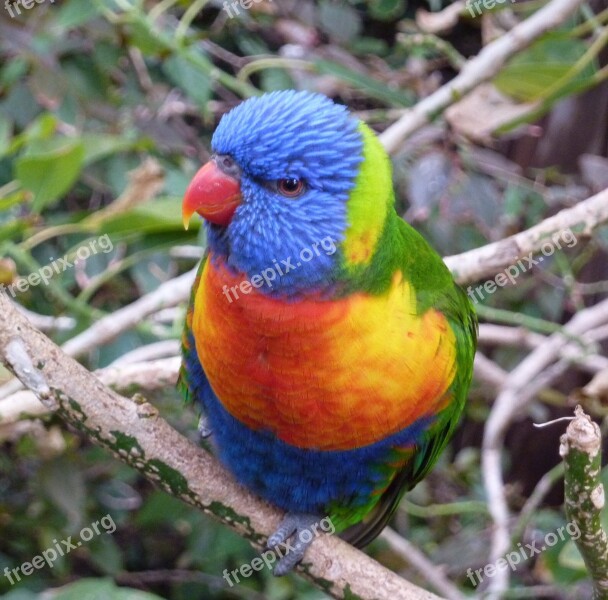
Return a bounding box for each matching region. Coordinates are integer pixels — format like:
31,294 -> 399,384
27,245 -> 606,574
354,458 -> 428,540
182,159 -> 242,229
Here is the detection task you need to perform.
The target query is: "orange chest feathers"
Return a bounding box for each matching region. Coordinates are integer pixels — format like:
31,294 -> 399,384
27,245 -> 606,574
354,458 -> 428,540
192,257 -> 457,451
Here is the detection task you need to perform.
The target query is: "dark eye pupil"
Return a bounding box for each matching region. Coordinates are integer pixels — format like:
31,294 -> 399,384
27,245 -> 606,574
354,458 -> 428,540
278,178 -> 304,197
283,179 -> 299,191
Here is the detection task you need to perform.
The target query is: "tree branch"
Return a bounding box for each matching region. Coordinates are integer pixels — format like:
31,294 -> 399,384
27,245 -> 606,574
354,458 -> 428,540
444,187 -> 608,284
380,528 -> 465,600
561,406 -> 608,599
61,267 -> 196,359
478,323 -> 608,376
0,357 -> 180,425
0,268 -> 195,400
482,297 -> 608,596
0,291 -> 443,600
379,0 -> 587,154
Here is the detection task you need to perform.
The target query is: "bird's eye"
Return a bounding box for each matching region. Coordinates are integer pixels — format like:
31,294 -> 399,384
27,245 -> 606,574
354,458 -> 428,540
278,178 -> 305,198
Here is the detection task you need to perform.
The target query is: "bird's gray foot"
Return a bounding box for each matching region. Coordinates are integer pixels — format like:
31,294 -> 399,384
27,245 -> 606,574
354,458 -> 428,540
198,416 -> 212,438
267,513 -> 321,576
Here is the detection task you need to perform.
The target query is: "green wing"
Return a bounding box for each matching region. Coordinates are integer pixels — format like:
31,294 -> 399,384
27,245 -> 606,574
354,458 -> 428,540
341,218 -> 478,548
178,252 -> 208,405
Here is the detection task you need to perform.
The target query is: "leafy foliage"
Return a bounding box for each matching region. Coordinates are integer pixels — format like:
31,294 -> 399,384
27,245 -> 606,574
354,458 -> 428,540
0,0 -> 607,598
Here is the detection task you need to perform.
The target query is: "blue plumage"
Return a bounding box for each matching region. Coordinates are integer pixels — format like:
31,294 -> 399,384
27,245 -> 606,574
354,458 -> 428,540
206,91 -> 363,295
183,330 -> 432,516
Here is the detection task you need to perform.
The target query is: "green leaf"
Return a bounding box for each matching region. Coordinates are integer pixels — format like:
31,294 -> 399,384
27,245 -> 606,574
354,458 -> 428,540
81,133 -> 140,166
260,68 -> 294,92
368,0 -> 407,21
95,197 -> 200,235
558,539 -> 586,572
163,55 -> 212,110
350,37 -> 389,56
15,137 -> 85,212
85,535 -> 124,576
0,220 -> 26,243
0,191 -> 27,213
318,1 -> 362,42
57,0 -> 101,29
494,34 -> 597,102
1,82 -> 40,128
126,21 -> 170,56
315,59 -> 414,107
0,56 -> 29,89
0,116 -> 11,158
2,590 -> 38,600
51,578 -> 164,600
135,490 -> 191,528
38,458 -> 86,528
23,112 -> 58,143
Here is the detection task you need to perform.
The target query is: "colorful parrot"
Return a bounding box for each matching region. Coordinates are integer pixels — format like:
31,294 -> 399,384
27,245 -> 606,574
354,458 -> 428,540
180,90 -> 477,575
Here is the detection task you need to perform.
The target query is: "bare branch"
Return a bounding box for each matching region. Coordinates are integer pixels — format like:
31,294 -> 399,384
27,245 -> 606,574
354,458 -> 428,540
109,341 -> 180,366
478,324 -> 608,375
474,352 -> 508,388
0,357 -> 180,425
13,303 -> 76,332
379,0 -> 586,154
61,268 -> 196,359
0,292 -> 443,600
0,269 -> 195,400
444,187 -> 608,284
482,297 -> 608,595
380,528 -> 466,600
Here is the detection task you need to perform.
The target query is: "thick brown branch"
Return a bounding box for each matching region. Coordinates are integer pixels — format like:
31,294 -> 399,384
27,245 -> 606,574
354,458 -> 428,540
0,292 -> 442,600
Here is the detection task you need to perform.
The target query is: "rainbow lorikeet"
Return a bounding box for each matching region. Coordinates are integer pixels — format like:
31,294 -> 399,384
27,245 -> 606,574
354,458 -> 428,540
180,91 -> 477,575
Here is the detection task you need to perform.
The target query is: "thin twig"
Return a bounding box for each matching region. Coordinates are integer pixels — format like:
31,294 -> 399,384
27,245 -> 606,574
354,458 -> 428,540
13,304 -> 76,332
474,352 -> 508,388
0,268 -> 196,400
380,528 -> 465,600
62,268 -> 196,359
478,324 -> 608,375
511,462 -> 565,544
109,342 -> 180,366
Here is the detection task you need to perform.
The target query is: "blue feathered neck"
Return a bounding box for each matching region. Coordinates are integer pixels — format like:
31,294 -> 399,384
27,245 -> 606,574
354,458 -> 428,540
204,91 -> 364,296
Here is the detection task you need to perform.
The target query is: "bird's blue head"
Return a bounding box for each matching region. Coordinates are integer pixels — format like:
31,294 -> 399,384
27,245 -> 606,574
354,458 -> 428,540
182,91 -> 365,295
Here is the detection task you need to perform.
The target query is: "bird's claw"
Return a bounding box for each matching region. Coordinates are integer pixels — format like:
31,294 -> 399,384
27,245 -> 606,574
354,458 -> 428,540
267,513 -> 320,576
198,416 -> 212,438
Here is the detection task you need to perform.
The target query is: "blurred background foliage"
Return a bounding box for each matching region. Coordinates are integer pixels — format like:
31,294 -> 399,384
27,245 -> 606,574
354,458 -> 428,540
0,0 -> 607,598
